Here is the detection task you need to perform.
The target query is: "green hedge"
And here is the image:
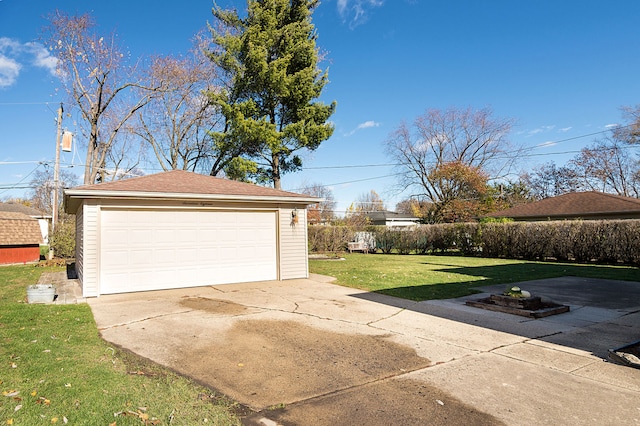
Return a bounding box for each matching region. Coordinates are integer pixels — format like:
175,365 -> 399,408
308,220 -> 640,265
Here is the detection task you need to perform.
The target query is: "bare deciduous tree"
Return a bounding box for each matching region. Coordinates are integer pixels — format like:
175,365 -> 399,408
520,162 -> 579,200
28,168 -> 78,214
133,33 -> 228,174
569,138 -> 640,197
354,190 -> 386,213
387,106 -> 516,205
44,11 -> 159,184
298,183 -> 336,224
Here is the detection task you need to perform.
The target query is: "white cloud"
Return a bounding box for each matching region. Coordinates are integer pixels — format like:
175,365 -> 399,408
24,42 -> 59,76
0,55 -> 21,88
526,125 -> 555,137
337,0 -> 384,28
357,120 -> 380,130
337,0 -> 348,15
345,120 -> 381,136
558,126 -> 572,132
605,123 -> 618,128
0,37 -> 59,89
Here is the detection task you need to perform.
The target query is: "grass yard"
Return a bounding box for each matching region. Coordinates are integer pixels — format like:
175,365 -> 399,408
0,265 -> 241,425
309,253 -> 640,301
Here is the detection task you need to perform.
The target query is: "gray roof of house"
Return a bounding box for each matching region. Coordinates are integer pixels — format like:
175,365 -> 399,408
0,202 -> 48,218
366,211 -> 419,221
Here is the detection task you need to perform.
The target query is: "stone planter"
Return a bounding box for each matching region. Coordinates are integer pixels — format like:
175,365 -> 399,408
466,293 -> 569,318
489,294 -> 543,310
27,284 -> 56,304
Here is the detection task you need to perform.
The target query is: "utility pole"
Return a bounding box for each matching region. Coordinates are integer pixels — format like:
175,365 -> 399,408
52,103 -> 63,233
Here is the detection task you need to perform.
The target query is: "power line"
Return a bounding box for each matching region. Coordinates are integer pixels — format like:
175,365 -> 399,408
1,123 -> 634,173
0,163 -> 45,195
0,101 -> 59,106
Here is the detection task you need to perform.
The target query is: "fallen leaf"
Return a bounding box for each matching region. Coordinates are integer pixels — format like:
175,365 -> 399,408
64,383 -> 71,388
63,417 -> 68,424
436,399 -> 444,406
51,417 -> 58,423
109,423 -> 116,426
31,390 -> 37,396
7,419 -> 13,425
37,397 -> 51,405
3,390 -> 19,397
14,404 -> 22,412
43,349 -> 51,353
10,363 -> 17,369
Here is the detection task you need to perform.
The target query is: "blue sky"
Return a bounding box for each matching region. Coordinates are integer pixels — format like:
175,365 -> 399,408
1,0 -> 639,214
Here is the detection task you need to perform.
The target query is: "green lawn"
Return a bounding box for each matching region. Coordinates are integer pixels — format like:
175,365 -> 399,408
309,253 -> 640,301
0,265 -> 241,425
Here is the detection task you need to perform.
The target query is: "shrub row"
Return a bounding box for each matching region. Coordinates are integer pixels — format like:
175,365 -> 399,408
308,220 -> 640,265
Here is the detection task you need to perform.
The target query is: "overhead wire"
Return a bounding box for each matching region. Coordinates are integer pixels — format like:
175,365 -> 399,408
1,123 -> 637,194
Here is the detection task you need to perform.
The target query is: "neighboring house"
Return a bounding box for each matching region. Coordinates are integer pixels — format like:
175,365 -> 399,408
64,170 -> 321,297
0,202 -> 51,245
0,211 -> 43,264
486,191 -> 640,221
365,211 -> 420,227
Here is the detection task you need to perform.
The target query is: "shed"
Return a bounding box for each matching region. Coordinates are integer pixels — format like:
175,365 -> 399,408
64,170 -> 320,297
0,211 -> 43,264
486,191 -> 640,221
0,202 -> 51,245
365,211 -> 420,227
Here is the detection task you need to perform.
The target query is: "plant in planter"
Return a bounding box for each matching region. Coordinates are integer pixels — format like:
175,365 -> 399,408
503,285 -> 531,298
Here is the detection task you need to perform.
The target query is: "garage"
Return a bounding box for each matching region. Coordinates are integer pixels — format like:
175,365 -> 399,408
100,209 -> 277,294
64,170 -> 319,297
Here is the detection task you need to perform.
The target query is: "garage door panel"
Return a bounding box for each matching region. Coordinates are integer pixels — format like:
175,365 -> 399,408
100,209 -> 277,294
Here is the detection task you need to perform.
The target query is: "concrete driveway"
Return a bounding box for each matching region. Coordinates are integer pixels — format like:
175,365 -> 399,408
88,274 -> 640,425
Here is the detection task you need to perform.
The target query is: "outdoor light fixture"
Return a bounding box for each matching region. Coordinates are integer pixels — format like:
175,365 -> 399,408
291,208 -> 298,225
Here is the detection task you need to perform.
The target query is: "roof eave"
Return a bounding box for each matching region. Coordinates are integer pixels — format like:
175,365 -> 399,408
64,189 -> 321,213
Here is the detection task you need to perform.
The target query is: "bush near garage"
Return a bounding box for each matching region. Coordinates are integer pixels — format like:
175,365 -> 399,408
49,218 -> 75,259
308,220 -> 640,265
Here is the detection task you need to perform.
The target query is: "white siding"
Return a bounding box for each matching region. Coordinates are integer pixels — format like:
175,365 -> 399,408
279,207 -> 309,280
74,204 -> 84,286
81,202 -> 100,297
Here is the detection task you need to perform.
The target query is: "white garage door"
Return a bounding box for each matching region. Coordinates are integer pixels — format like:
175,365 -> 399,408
99,209 -> 277,294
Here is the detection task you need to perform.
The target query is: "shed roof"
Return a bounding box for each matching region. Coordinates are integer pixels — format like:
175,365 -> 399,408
366,211 -> 419,221
0,212 -> 43,245
487,191 -> 640,220
65,170 -> 320,212
0,202 -> 48,218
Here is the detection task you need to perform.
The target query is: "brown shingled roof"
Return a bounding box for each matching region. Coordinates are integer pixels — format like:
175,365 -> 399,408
68,170 -> 311,199
488,191 -> 640,220
0,212 -> 43,246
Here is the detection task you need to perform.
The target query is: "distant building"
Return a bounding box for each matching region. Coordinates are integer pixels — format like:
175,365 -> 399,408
0,211 -> 43,264
486,191 -> 640,221
0,202 -> 51,244
365,211 -> 420,227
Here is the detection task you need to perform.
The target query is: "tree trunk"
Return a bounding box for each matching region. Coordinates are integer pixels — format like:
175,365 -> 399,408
272,153 -> 281,189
